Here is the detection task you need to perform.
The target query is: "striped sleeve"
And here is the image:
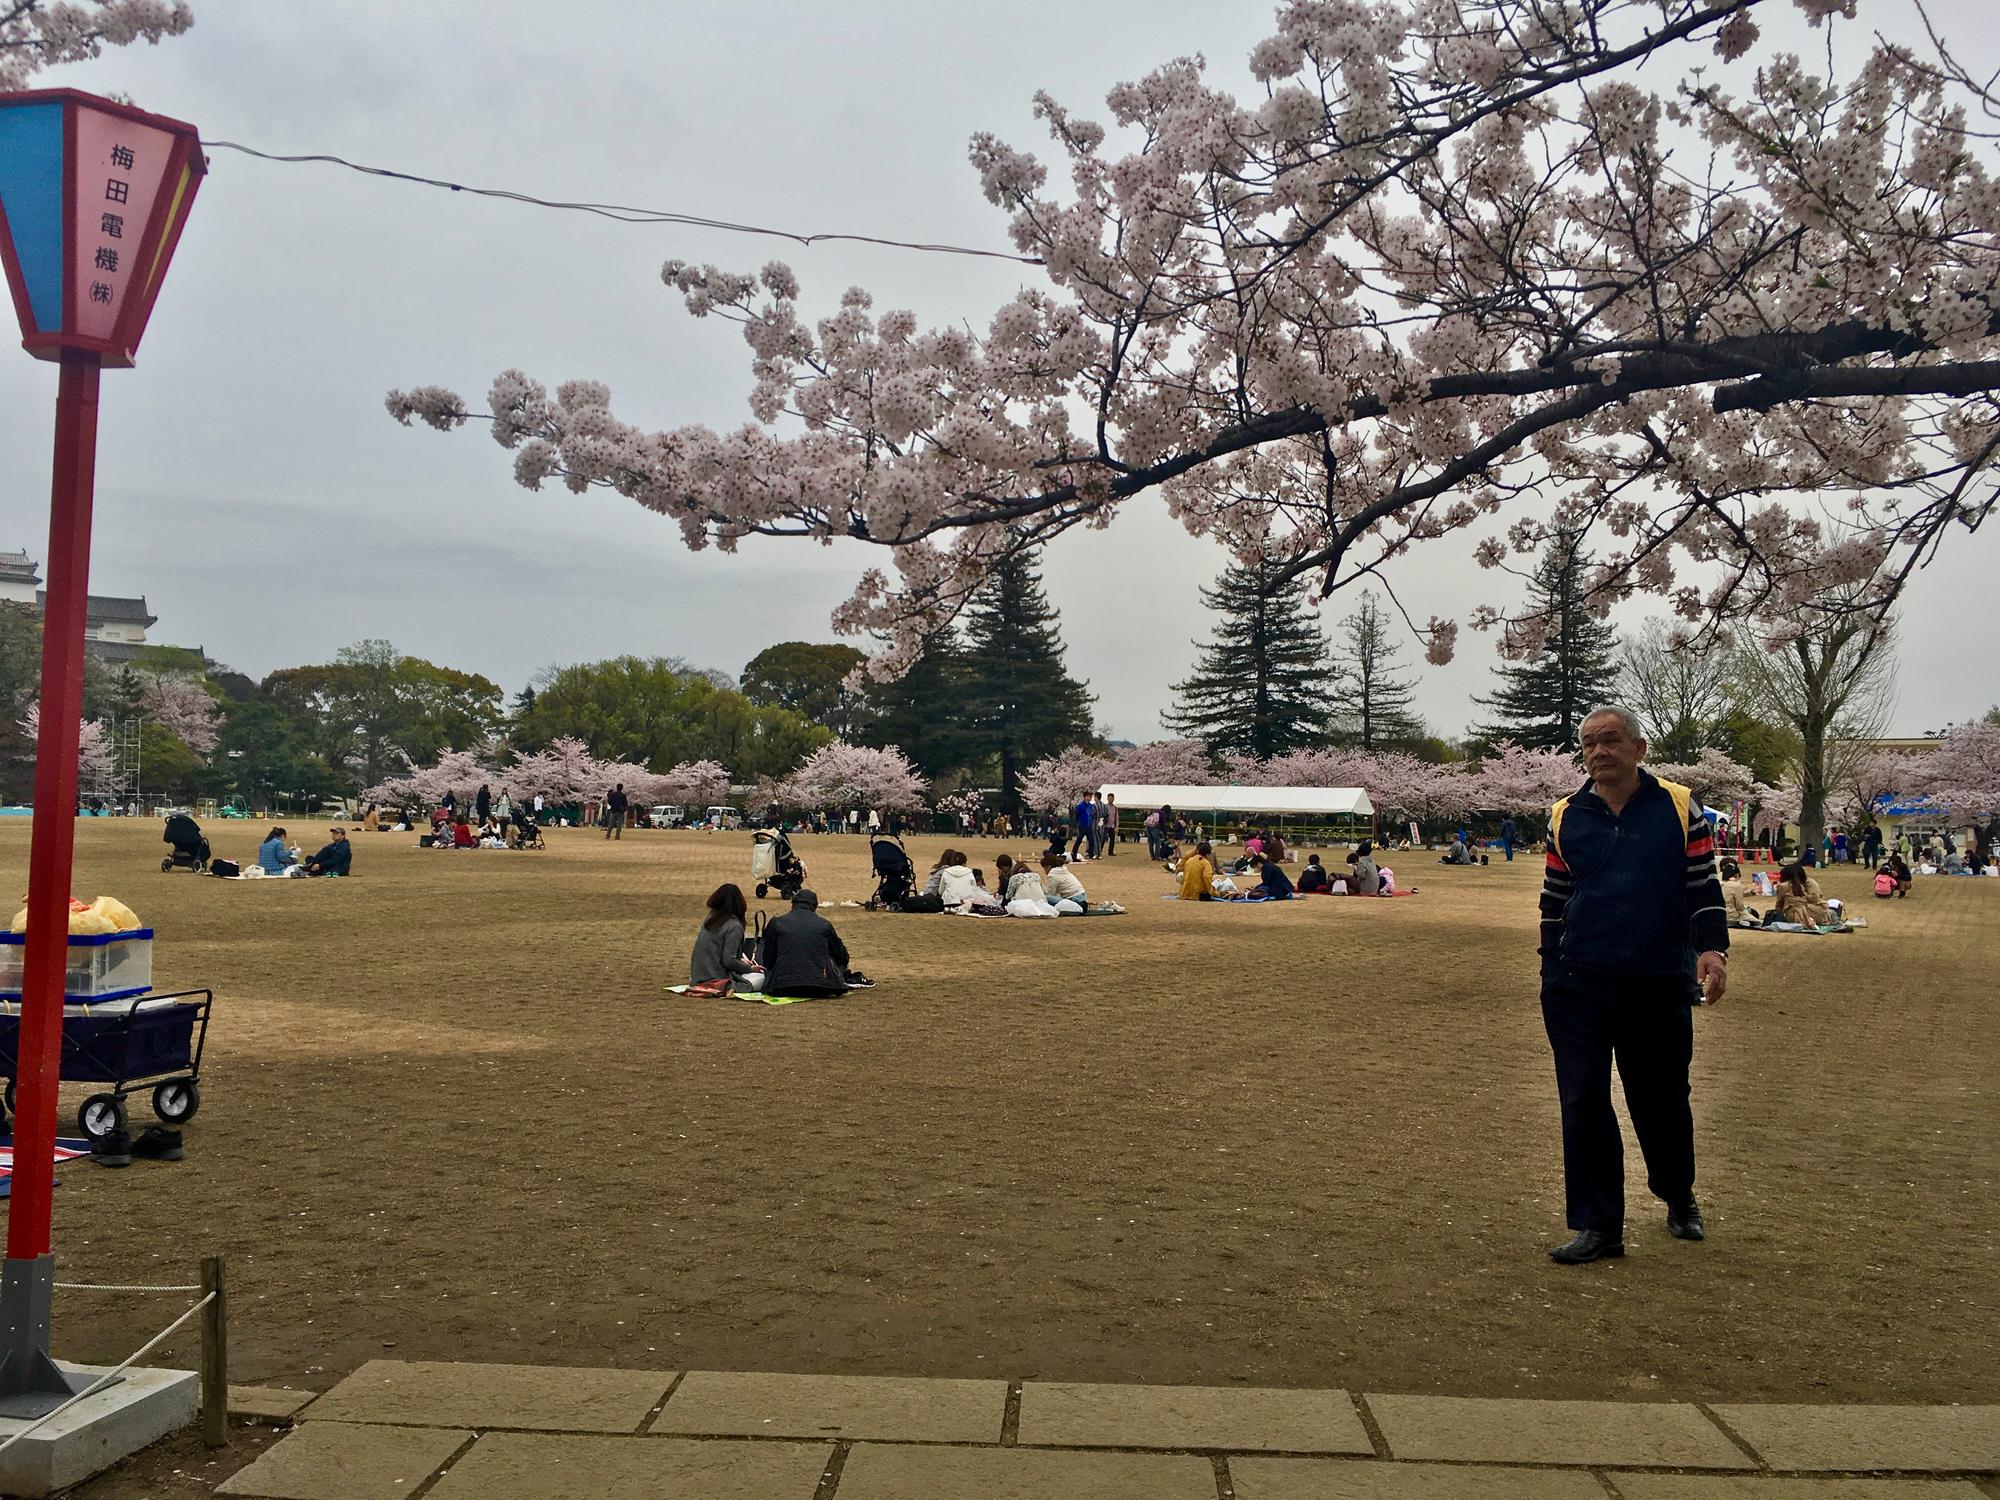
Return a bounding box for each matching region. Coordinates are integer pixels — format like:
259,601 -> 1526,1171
1538,834 -> 1572,958
1684,808 -> 1730,955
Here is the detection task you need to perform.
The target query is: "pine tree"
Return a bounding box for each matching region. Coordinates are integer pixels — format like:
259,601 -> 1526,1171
959,551 -> 1097,810
1329,591 -> 1426,749
1164,557 -> 1337,759
855,629 -> 984,783
1476,530 -> 1622,750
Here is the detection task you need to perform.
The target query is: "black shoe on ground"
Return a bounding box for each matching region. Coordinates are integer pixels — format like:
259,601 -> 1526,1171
1667,1199 -> 1706,1241
844,972 -> 875,988
90,1129 -> 133,1168
132,1125 -> 184,1162
1548,1229 -> 1624,1264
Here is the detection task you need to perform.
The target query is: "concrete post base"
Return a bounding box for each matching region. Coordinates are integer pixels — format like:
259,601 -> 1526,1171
0,1362 -> 197,1498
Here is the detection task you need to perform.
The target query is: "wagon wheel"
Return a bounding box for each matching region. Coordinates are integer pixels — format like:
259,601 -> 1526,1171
755,883 -> 768,899
152,1079 -> 200,1124
77,1094 -> 127,1141
161,858 -> 174,872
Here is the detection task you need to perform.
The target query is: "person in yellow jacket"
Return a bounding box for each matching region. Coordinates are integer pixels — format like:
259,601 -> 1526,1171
1178,841 -> 1218,901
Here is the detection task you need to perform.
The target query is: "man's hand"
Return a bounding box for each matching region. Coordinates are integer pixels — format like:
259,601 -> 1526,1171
1696,950 -> 1728,1005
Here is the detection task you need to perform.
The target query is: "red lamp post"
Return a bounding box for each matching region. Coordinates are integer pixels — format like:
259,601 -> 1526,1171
0,89 -> 204,1413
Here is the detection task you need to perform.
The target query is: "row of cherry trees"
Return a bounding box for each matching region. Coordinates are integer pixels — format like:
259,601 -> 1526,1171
364,737 -> 730,813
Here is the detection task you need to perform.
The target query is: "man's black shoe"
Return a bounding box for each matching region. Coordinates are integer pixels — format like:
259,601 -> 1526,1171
90,1129 -> 132,1168
1548,1229 -> 1624,1264
1667,1200 -> 1706,1241
132,1125 -> 184,1162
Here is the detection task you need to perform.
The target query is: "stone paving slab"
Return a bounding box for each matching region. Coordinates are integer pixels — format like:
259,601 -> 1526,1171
305,1359 -> 674,1433
1367,1395 -> 1754,1469
1231,1455 -> 1608,1498
834,1440 -> 1218,1499
653,1370 -> 1006,1443
228,1385 -> 318,1420
1613,1474 -> 1993,1499
1710,1404 -> 2000,1472
216,1421 -> 469,1500
1019,1380 -> 1372,1454
424,1431 -> 834,1499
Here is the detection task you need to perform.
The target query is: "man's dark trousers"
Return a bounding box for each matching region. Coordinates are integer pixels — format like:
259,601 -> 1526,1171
1541,966 -> 1695,1234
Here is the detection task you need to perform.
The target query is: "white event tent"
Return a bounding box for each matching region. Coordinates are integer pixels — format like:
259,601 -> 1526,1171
1099,784 -> 1375,818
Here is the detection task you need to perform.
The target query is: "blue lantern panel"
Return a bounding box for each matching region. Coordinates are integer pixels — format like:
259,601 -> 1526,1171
0,102 -> 66,334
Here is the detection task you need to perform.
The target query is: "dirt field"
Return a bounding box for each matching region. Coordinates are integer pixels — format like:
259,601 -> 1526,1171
3,818 -> 1995,1419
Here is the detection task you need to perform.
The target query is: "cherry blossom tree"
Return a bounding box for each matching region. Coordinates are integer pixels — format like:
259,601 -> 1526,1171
1256,747 -> 1383,789
0,1 -> 193,93
1902,720 -> 2000,856
132,669 -> 220,758
394,0 -> 2000,678
1110,738 -> 1214,784
1650,747 -> 1758,808
19,704 -> 118,794
655,758 -> 732,808
502,736 -> 603,804
364,748 -> 495,810
779,742 -> 928,813
1473,742 -> 1582,813
1751,782 -> 1803,842
1016,749 -> 1116,812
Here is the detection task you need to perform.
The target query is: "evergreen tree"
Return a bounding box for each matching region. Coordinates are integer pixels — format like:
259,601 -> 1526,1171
1476,530 -> 1622,750
855,629 -> 984,784
959,551 -> 1096,810
1329,591 -> 1426,749
1164,557 -> 1336,759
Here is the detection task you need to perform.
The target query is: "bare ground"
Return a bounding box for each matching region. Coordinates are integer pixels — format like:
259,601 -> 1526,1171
2,818 -> 1992,1436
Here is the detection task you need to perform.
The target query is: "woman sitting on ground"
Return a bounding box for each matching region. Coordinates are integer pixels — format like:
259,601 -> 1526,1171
451,815 -> 478,849
1297,854 -> 1329,892
1040,852 -> 1088,913
1769,862 -> 1832,925
1000,854 -> 1055,916
934,850 -> 979,907
964,868 -> 1005,913
1886,852 -> 1914,896
258,826 -> 297,877
1250,854 -> 1295,900
691,883 -> 764,992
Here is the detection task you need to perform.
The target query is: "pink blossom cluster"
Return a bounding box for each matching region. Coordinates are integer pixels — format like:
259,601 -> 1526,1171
18,704 -> 119,792
131,669 -> 220,758
365,738 -> 733,811
774,742 -> 928,813
1901,721 -> 2000,825
393,0 -> 2000,677
0,1 -> 193,93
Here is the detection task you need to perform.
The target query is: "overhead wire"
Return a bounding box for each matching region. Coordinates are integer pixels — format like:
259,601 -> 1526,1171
198,139 -> 1044,266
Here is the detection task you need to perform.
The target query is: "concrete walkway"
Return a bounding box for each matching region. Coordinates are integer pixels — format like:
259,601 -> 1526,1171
214,1362 -> 2000,1499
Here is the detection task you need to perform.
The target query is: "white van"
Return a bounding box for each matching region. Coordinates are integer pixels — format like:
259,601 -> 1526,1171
703,805 -> 743,830
650,805 -> 686,828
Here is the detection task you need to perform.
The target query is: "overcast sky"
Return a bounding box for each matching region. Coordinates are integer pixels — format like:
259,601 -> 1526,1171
4,1 -> 1995,741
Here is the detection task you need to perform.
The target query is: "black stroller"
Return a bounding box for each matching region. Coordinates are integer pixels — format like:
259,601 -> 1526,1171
870,836 -> 915,907
160,812 -> 210,873
752,828 -> 806,900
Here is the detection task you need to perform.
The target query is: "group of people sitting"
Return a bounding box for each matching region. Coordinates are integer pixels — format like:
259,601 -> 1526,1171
427,807 -> 541,849
255,826 -> 351,878
1166,839 -> 1398,900
689,884 -> 871,997
1719,857 -> 1866,928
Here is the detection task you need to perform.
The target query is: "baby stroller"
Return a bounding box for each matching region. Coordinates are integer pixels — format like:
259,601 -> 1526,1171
513,813 -> 545,850
751,828 -> 806,900
160,812 -> 210,873
870,835 -> 915,907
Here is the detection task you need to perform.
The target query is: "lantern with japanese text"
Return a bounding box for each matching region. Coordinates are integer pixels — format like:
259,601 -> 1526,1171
0,90 -> 204,1414
0,89 -> 204,366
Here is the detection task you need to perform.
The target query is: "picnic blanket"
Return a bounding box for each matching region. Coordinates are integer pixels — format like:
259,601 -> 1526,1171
666,984 -> 841,1006
1297,888 -> 1421,898
1744,921 -> 1859,935
0,1137 -> 91,1197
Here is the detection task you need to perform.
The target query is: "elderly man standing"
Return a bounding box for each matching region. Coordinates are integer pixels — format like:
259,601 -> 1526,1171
1538,706 -> 1729,1265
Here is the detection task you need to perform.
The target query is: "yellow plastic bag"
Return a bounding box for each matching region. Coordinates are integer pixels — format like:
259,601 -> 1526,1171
87,896 -> 141,931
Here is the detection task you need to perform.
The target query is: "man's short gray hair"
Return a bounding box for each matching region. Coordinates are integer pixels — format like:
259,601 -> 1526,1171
1580,704 -> 1646,741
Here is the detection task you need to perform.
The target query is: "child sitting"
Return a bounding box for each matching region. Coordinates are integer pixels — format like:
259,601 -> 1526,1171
1297,854 -> 1330,893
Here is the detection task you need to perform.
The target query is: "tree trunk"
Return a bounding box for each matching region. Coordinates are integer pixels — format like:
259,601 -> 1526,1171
1797,723 -> 1829,855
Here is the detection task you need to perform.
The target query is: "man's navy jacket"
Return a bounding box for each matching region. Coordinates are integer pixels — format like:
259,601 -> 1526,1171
1540,770 -> 1729,980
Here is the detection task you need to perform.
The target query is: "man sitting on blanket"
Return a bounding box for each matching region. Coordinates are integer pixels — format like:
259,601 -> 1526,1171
302,827 -> 352,877
1250,853 -> 1296,899
760,889 -> 869,996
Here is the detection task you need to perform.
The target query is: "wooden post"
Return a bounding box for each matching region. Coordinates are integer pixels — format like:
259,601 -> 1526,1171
200,1256 -> 226,1447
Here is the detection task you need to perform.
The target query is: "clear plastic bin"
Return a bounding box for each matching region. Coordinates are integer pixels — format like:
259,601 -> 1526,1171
0,929 -> 154,1000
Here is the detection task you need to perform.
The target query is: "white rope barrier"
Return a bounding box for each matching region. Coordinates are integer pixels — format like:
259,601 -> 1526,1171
0,1291 -> 215,1457
53,1283 -> 200,1294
